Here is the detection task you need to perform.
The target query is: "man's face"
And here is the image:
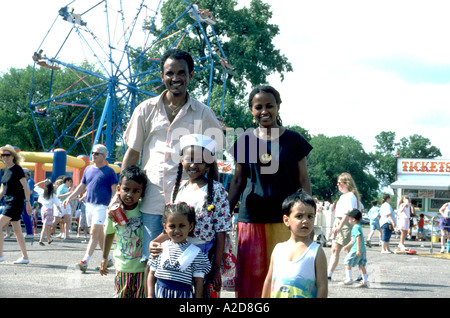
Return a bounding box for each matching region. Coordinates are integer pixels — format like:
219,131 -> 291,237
92,150 -> 106,164
160,58 -> 193,97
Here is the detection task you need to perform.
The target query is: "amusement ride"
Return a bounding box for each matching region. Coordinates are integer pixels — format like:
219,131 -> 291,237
28,0 -> 234,162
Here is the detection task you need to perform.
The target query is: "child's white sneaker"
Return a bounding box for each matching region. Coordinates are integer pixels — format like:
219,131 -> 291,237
13,257 -> 29,264
339,280 -> 353,286
354,281 -> 369,288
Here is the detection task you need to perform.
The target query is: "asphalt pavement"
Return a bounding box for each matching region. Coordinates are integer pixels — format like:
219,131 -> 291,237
0,227 -> 449,298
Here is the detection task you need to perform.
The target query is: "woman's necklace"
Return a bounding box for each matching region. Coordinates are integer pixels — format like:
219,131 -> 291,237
254,126 -> 284,164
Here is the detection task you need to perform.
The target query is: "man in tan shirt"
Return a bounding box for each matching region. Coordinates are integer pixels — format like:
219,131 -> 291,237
122,49 -> 224,264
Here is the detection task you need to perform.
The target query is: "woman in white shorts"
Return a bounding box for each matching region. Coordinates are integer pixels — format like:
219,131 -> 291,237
327,173 -> 361,280
396,195 -> 413,251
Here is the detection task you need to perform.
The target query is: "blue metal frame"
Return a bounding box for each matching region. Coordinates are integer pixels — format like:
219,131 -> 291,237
28,0 -> 229,162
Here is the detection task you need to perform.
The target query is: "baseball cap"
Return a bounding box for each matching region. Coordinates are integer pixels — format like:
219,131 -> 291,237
346,209 -> 362,220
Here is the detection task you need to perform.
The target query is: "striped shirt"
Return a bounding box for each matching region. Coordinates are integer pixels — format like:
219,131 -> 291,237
150,241 -> 211,286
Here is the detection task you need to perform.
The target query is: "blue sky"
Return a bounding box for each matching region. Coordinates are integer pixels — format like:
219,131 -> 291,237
259,0 -> 450,159
1,0 -> 450,159
363,57 -> 450,84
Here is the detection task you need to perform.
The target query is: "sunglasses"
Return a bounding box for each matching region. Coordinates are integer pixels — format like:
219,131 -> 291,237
92,152 -> 105,156
1,153 -> 11,157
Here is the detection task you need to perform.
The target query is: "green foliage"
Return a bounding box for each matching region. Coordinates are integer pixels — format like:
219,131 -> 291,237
0,1 -> 442,206
0,65 -> 105,155
308,134 -> 378,206
370,131 -> 442,187
285,125 -> 312,143
143,0 -> 293,129
370,131 -> 398,188
398,134 -> 442,159
218,0 -> 293,86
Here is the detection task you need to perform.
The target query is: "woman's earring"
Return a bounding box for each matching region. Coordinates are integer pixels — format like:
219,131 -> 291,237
276,114 -> 282,125
252,117 -> 256,123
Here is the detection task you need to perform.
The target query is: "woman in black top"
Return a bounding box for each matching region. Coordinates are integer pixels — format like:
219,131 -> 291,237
0,145 -> 32,264
228,85 -> 313,298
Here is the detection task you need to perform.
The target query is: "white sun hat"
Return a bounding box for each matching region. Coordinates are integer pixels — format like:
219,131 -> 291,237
179,134 -> 216,155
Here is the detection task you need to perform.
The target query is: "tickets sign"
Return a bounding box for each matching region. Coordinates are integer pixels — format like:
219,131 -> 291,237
398,159 -> 450,175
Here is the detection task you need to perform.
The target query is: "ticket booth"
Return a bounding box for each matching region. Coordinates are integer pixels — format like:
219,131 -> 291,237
390,158 -> 450,238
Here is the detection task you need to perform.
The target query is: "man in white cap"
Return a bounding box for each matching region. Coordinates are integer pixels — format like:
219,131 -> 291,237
122,48 -> 224,274
64,144 -> 118,272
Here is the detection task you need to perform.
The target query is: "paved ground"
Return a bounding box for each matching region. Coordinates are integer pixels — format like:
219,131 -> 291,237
0,227 -> 449,298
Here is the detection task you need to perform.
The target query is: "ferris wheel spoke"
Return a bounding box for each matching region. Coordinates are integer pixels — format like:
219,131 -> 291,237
30,0 -> 228,159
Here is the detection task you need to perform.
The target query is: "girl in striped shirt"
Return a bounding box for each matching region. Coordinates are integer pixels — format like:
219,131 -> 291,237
148,203 -> 211,298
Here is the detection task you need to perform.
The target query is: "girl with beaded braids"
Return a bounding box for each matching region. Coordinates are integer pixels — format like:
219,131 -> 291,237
150,134 -> 231,298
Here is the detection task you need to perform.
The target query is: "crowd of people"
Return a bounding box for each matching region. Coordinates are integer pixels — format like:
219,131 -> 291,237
1,49 -> 449,299
316,192 -> 446,254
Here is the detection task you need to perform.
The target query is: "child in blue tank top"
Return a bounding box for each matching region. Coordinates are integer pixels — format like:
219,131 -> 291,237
262,189 -> 328,298
341,209 -> 368,288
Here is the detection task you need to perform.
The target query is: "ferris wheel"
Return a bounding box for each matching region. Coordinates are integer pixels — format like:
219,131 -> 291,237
28,0 -> 231,161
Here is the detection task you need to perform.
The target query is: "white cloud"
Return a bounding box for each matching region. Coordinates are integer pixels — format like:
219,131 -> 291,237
1,0 -> 449,159
261,0 -> 450,158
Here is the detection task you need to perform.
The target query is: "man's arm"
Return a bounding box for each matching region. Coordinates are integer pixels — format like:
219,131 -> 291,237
298,157 -> 311,195
121,148 -> 140,171
111,184 -> 117,197
20,177 -> 32,215
227,163 -> 246,212
100,233 -> 115,276
63,183 -> 86,208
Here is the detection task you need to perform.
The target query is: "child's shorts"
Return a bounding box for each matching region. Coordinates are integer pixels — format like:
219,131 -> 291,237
114,271 -> 145,298
155,278 -> 194,298
370,219 -> 380,230
333,218 -> 352,246
344,251 -> 367,268
397,218 -> 410,231
41,208 -> 54,226
60,204 -> 71,217
77,210 -> 87,228
439,217 -> 450,231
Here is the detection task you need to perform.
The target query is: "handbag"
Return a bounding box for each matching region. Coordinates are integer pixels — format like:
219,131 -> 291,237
221,233 -> 237,292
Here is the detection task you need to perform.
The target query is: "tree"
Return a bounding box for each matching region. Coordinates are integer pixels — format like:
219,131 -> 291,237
0,66 -> 104,155
144,0 -> 293,130
398,134 -> 442,159
308,134 -> 378,205
285,125 -> 312,143
370,131 -> 442,187
370,131 -> 399,188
